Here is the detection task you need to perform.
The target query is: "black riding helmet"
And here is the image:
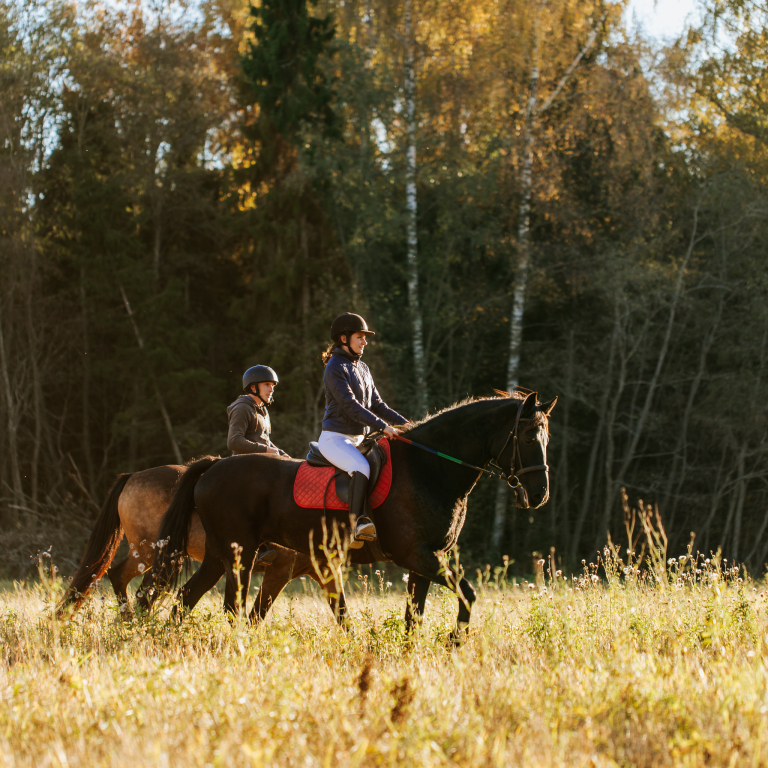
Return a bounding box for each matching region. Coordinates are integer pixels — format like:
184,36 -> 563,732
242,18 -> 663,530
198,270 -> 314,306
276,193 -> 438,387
330,312 -> 376,340
242,365 -> 279,393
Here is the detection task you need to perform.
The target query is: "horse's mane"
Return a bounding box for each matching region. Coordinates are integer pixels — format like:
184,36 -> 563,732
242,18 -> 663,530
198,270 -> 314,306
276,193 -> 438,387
402,390 -> 547,434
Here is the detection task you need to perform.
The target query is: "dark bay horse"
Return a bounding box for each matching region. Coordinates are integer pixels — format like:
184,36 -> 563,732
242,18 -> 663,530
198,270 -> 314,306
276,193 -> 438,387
147,392 -> 556,640
58,465 -> 340,619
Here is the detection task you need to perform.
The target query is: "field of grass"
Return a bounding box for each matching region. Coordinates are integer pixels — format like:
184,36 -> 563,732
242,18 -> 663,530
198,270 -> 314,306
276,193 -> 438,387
2,548 -> 768,767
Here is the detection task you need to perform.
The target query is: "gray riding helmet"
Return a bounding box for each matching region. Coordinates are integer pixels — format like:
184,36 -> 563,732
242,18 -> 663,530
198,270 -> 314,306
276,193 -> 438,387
242,365 -> 279,392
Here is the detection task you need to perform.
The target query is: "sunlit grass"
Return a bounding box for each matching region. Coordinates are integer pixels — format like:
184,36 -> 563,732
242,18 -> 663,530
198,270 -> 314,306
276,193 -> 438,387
2,546 -> 768,767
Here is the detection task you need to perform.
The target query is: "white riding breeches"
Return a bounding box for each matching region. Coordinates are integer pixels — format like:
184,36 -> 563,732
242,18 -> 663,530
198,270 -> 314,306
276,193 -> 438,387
317,431 -> 370,479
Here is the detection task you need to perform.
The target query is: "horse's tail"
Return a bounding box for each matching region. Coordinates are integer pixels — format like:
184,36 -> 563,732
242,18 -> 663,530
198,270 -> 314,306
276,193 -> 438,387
146,456 -> 221,600
58,472 -> 132,616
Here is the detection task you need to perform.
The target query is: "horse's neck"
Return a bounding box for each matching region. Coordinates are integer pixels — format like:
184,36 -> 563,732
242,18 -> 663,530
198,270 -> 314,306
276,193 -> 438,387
405,402 -> 507,503
409,402 -> 502,466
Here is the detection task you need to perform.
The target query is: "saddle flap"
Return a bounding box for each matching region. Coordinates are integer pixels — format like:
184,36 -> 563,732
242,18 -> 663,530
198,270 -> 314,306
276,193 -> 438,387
293,438 -> 393,511
334,442 -> 387,504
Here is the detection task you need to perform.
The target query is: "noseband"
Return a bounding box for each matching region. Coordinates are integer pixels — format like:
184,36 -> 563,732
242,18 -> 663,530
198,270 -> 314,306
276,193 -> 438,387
491,397 -> 549,509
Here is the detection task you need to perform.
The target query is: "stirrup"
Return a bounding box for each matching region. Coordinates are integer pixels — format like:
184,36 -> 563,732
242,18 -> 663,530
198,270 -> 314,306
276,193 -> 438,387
254,547 -> 278,566
354,516 -> 377,543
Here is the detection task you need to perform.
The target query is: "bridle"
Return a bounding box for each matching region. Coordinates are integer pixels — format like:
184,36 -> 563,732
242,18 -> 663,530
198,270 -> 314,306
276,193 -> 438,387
488,396 -> 550,509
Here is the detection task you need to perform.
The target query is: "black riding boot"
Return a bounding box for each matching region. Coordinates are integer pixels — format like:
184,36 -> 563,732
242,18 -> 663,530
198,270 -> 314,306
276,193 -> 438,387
348,471 -> 376,547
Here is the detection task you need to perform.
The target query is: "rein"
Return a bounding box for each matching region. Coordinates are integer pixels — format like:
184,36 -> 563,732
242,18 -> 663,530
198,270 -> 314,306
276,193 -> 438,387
392,397 -> 549,508
392,434 -> 507,480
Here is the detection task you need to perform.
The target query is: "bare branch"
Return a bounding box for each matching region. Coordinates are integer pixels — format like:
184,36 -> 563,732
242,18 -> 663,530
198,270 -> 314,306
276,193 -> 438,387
536,19 -> 604,116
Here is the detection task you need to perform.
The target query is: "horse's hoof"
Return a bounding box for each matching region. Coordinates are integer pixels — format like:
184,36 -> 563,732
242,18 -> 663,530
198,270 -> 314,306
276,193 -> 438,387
449,621 -> 470,647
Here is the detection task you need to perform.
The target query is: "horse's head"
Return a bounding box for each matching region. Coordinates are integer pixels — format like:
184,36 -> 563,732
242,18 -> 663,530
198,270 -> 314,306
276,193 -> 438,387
494,391 -> 557,510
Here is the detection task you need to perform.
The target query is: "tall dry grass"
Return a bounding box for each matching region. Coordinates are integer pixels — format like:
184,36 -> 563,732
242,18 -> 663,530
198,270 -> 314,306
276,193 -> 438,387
2,513 -> 768,766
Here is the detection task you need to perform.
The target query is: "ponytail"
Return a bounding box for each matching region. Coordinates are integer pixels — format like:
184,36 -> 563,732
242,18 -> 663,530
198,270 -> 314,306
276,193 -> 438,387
322,339 -> 343,365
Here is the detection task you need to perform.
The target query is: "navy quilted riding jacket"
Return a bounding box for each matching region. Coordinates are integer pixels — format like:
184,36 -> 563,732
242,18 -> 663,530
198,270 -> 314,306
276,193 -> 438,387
322,347 -> 407,435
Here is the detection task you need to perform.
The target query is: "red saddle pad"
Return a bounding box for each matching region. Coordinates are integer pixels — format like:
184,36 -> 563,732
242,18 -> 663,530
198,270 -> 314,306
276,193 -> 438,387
293,438 -> 392,510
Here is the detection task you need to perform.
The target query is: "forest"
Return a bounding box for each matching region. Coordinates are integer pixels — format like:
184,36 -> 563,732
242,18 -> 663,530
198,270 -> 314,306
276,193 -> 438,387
1,0 -> 767,577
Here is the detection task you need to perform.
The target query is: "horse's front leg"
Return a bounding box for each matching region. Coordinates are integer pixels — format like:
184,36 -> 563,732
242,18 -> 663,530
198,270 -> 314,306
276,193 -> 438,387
403,551 -> 477,644
223,546 -> 257,621
171,550 -> 225,621
404,571 -> 430,634
324,577 -> 348,626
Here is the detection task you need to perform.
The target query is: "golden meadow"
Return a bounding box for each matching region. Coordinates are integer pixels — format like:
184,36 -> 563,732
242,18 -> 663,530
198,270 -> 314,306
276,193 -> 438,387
3,530 -> 768,767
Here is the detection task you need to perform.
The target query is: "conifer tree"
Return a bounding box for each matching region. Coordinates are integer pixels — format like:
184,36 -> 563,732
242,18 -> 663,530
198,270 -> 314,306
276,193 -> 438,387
238,0 -> 348,438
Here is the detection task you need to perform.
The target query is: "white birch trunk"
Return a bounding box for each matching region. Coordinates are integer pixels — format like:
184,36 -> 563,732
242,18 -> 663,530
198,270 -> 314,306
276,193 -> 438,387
489,22 -> 601,555
489,59 -> 539,554
404,0 -> 428,416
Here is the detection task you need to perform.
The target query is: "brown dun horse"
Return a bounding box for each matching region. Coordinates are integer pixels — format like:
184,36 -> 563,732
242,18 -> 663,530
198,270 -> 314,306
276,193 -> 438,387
58,465 -> 343,620
146,392 -> 556,641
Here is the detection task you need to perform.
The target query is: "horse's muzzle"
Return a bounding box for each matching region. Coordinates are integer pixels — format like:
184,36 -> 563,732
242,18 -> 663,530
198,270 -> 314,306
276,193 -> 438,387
508,477 -> 549,509
508,478 -> 530,509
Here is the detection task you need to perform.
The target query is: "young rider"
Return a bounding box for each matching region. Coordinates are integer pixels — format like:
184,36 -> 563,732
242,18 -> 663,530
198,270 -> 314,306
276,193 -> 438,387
227,365 -> 289,566
319,313 -> 410,544
227,365 -> 290,458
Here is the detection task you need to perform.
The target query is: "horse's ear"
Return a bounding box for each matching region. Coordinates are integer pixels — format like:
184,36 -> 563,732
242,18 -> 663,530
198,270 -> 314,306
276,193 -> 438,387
522,391 -> 538,415
540,396 -> 557,416
493,388 -> 511,398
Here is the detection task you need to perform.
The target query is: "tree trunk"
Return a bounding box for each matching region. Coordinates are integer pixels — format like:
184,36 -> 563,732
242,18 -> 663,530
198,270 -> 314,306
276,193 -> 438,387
555,330 -> 575,548
700,443 -> 732,555
120,286 -> 184,464
569,311 -> 619,563
80,271 -> 96,498
599,204 -> 700,545
301,218 -> 314,425
404,0 -> 428,417
594,305 -> 629,550
25,240 -> 43,509
664,287 -> 724,533
490,20 -> 600,556
489,49 -> 540,556
129,381 -> 140,471
731,445 -> 747,562
0,318 -> 24,519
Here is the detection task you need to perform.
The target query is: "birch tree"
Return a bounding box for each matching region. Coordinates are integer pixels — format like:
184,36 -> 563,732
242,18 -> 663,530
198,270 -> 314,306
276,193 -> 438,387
490,4 -> 603,554
403,0 -> 428,416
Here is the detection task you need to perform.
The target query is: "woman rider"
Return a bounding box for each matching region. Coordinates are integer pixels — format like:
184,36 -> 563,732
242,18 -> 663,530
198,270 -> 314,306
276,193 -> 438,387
319,313 -> 410,544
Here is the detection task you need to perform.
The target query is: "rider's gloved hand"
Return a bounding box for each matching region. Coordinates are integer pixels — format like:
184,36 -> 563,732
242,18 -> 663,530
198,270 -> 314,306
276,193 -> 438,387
383,426 -> 400,439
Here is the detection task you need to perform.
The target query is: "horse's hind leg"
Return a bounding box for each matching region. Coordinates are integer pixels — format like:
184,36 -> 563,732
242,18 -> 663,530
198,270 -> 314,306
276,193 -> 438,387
404,571 -> 431,634
107,556 -> 142,616
249,551 -> 298,625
